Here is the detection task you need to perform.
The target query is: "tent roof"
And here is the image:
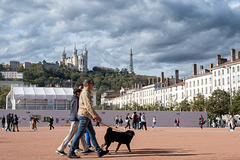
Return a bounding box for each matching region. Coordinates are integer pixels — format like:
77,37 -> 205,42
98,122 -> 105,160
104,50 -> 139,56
12,87 -> 73,100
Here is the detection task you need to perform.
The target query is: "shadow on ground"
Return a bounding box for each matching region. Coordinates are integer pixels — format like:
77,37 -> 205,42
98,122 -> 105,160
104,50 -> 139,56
104,148 -> 214,158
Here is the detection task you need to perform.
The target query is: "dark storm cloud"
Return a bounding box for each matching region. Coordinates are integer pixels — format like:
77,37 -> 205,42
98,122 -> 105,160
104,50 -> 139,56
1,0 -> 240,78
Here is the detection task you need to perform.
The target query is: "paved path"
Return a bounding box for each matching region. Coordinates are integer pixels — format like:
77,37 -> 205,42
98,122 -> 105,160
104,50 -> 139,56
0,126 -> 239,160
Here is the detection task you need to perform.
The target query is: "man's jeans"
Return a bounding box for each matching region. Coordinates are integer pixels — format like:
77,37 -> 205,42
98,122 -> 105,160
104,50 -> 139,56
69,115 -> 101,154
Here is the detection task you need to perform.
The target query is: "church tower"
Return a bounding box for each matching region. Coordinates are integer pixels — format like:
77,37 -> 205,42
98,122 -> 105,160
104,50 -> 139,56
73,43 -> 78,67
60,47 -> 67,65
129,47 -> 134,74
61,47 -> 66,63
83,44 -> 88,72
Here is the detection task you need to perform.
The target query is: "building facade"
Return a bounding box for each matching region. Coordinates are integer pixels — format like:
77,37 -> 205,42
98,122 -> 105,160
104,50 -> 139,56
101,49 -> 240,110
60,45 -> 88,72
0,71 -> 23,79
9,61 -> 20,70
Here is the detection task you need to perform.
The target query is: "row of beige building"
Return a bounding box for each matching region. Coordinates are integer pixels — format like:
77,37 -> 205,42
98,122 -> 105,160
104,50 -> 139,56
101,49 -> 240,110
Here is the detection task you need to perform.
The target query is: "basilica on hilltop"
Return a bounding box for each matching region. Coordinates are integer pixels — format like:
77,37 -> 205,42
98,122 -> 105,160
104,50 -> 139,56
60,44 -> 88,72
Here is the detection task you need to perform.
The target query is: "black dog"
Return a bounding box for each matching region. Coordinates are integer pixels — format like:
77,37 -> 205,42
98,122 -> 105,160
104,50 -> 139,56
102,127 -> 135,153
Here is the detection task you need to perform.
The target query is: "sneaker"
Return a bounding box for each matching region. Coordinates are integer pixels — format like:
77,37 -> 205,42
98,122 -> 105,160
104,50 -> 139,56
56,150 -> 67,156
89,146 -> 95,151
74,148 -> 83,153
67,153 -> 80,159
82,149 -> 95,155
98,150 -> 109,158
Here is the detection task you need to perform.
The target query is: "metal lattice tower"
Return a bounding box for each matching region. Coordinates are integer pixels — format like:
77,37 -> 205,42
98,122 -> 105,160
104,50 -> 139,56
129,47 -> 134,74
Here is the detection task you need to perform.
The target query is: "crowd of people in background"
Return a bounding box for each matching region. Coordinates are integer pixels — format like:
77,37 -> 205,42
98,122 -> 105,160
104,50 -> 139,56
1,113 -> 19,132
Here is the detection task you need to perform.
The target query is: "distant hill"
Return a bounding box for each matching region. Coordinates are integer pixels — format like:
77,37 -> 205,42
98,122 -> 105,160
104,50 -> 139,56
23,63 -> 153,105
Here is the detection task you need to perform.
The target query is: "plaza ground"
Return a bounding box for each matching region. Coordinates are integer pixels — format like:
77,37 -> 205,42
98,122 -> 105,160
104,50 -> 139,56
0,126 -> 240,160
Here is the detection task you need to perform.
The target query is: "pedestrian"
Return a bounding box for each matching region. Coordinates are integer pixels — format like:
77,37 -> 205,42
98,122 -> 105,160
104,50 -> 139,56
138,113 -> 142,130
132,112 -> 138,130
177,118 -> 180,128
174,118 -> 177,127
1,115 -> 5,131
30,115 -> 35,131
67,79 -> 108,158
141,112 -> 147,130
34,116 -> 39,130
13,114 -> 19,132
152,116 -> 158,128
228,112 -> 235,131
114,115 -> 119,128
56,88 -> 92,156
6,113 -> 11,132
199,115 -> 205,129
119,116 -> 123,126
49,115 -> 54,130
10,113 -> 14,131
124,113 -> 131,130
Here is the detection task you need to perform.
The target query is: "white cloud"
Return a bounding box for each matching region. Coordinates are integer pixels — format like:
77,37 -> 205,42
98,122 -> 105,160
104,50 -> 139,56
0,0 -> 240,79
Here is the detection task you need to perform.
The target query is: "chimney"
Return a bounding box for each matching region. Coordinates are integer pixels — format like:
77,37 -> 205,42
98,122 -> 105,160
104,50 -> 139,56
157,77 -> 161,83
150,78 -> 152,84
192,64 -> 197,76
166,78 -> 170,86
231,48 -> 236,62
148,78 -> 151,85
199,65 -> 203,74
217,55 -> 221,65
152,78 -> 156,84
238,51 -> 240,59
161,72 -> 165,83
210,63 -> 213,71
175,70 -> 179,84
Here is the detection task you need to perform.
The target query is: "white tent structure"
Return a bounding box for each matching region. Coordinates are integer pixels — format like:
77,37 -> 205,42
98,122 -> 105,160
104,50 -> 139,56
6,87 -> 73,110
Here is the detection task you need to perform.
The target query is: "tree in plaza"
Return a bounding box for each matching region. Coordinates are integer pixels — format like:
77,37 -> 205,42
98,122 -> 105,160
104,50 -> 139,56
231,90 -> 240,114
0,85 -> 11,109
178,98 -> 190,111
192,93 -> 206,111
206,89 -> 230,120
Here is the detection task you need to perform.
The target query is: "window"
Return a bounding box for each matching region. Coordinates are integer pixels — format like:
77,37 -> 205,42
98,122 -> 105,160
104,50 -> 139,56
237,66 -> 239,72
205,87 -> 208,94
201,79 -> 203,85
215,80 -> 217,86
233,76 -> 235,83
193,89 -> 195,95
218,70 -> 220,76
222,69 -> 224,75
227,68 -> 229,74
182,92 -> 184,99
222,78 -> 224,85
197,80 -> 199,86
209,78 -> 212,83
233,67 -> 235,73
238,75 -> 240,82
190,90 -> 192,96
201,88 -> 203,94
205,78 -> 207,85
218,79 -> 220,86
190,82 -> 192,87
214,71 -> 216,76
227,77 -> 230,84
193,81 -> 195,87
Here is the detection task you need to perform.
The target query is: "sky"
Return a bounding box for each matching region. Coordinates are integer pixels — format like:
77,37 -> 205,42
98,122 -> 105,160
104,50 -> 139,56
1,0 -> 240,78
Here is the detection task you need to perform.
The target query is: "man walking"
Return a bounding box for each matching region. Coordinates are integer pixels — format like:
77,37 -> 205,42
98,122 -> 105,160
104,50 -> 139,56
67,79 -> 108,158
56,88 -> 91,156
